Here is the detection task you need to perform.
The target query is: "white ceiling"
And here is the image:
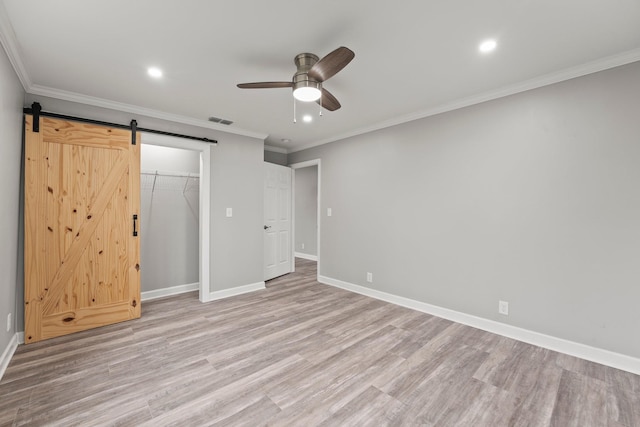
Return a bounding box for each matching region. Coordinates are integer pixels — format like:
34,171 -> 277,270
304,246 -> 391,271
1,1 -> 639,152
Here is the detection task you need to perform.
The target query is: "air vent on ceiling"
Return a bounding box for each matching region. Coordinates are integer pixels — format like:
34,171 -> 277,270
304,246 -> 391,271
208,116 -> 233,125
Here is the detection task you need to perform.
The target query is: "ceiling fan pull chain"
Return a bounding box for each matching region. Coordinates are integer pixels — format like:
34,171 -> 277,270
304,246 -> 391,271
293,98 -> 297,123
319,88 -> 323,117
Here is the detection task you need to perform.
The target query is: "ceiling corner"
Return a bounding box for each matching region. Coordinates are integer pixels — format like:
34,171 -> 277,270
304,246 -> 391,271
0,0 -> 32,90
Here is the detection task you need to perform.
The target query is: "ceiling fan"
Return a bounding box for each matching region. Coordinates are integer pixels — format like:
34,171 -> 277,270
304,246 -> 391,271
237,46 -> 355,111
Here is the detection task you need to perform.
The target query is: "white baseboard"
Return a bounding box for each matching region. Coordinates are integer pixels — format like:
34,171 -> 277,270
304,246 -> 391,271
208,281 -> 265,301
319,275 -> 640,376
141,282 -> 200,301
294,252 -> 318,261
0,333 -> 19,381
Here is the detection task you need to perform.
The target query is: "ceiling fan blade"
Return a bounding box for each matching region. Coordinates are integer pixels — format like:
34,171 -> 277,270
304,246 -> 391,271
307,47 -> 355,82
237,82 -> 293,89
317,88 -> 341,111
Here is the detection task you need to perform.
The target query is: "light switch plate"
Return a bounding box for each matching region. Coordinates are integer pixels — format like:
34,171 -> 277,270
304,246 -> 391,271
327,208 -> 332,217
226,208 -> 233,217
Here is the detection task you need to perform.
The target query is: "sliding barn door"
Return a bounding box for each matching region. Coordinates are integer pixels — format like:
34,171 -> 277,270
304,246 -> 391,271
24,115 -> 141,343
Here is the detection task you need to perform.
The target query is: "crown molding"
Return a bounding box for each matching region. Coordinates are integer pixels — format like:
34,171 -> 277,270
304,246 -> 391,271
289,48 -> 640,153
28,84 -> 268,140
0,0 -> 31,89
264,145 -> 288,154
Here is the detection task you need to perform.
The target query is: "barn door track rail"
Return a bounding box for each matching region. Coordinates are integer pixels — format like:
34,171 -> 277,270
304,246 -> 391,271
23,102 -> 218,145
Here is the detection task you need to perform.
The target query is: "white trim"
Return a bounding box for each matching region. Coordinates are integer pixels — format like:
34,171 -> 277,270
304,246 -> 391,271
208,282 -> 265,301
0,333 -> 19,381
290,169 -> 296,274
264,145 -> 288,154
290,160 -> 321,281
289,159 -> 320,169
289,49 -> 640,154
141,282 -> 199,301
17,332 -> 24,344
319,275 -> 640,376
199,146 -> 212,303
27,85 -> 268,141
294,252 -> 318,261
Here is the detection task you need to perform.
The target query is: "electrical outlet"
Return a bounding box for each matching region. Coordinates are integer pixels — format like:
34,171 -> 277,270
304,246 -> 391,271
6,313 -> 11,332
366,272 -> 373,283
327,208 -> 332,217
498,300 -> 509,315
301,243 -> 305,250
226,208 -> 233,217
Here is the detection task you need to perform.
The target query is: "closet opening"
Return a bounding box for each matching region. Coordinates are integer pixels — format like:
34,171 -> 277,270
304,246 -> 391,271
139,133 -> 212,303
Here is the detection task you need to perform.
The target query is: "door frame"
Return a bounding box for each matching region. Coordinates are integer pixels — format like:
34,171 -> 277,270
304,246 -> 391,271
140,132 -> 212,302
290,159 -> 321,279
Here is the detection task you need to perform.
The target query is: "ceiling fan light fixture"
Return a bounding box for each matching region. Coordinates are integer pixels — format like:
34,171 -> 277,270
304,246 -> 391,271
293,86 -> 321,102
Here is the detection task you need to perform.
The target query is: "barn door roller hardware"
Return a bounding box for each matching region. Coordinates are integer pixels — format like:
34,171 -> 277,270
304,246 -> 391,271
23,102 -> 218,144
30,102 -> 42,132
131,120 -> 137,145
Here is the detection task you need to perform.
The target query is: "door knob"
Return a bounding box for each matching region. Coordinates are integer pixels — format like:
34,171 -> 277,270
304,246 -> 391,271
264,225 -> 271,230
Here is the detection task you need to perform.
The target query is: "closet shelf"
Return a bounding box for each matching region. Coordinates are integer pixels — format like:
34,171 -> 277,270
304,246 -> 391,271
141,169 -> 199,194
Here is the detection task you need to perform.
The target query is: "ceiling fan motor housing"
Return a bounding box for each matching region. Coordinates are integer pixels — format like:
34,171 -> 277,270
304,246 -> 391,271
293,53 -> 321,93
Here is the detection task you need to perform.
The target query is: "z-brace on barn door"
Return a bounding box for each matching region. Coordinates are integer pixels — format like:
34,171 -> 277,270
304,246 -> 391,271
24,114 -> 141,343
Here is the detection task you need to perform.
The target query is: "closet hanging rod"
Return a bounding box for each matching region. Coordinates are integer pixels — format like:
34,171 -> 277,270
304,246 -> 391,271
24,102 -> 218,145
141,170 -> 200,178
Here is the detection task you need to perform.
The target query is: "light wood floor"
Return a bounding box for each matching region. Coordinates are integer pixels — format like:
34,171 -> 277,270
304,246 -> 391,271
1,258 -> 639,426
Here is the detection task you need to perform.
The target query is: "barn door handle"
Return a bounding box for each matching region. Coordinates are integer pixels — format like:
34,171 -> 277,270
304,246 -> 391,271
133,214 -> 138,236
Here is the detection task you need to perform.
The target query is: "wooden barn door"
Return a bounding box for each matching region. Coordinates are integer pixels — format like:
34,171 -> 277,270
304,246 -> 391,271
24,114 -> 141,343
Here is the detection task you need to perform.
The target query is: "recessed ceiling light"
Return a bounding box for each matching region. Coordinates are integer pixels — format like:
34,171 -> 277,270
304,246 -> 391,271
281,138 -> 291,143
147,67 -> 163,78
302,115 -> 313,123
479,39 -> 497,53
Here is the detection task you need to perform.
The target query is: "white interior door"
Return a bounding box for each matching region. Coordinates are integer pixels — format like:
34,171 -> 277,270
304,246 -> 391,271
264,162 -> 292,280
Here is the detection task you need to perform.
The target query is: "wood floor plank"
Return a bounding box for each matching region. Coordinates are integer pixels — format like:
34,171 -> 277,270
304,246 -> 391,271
317,385 -> 405,427
550,369 -> 619,427
436,379 -> 519,427
384,346 -> 490,424
1,258 -> 639,426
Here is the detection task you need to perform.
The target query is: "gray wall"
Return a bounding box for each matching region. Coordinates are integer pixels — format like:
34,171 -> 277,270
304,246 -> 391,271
211,135 -> 264,291
140,145 -> 200,292
294,166 -> 318,256
289,61 -> 640,359
264,149 -> 288,166
0,45 -> 24,354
